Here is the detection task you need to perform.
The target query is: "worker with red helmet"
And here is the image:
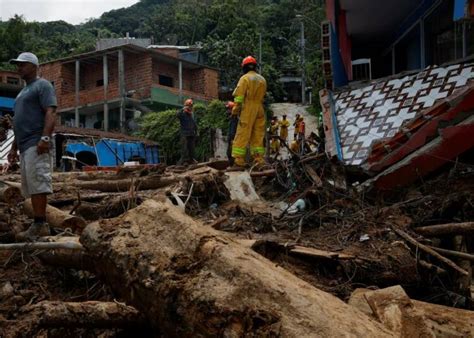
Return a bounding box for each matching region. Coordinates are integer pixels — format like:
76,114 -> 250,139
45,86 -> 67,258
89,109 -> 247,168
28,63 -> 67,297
231,56 -> 267,168
177,98 -> 198,165
225,101 -> 238,165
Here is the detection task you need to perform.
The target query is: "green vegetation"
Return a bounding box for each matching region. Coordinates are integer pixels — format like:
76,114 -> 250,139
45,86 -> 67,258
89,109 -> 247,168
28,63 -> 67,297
137,100 -> 228,163
1,0 -> 325,101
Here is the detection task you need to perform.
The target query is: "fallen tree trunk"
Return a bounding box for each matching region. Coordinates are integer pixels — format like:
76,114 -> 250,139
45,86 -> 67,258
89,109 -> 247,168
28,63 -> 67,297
24,199 -> 87,232
81,197 -> 393,337
0,185 -> 23,205
36,236 -> 94,271
414,222 -> 474,236
60,175 -> 178,193
1,301 -> 147,337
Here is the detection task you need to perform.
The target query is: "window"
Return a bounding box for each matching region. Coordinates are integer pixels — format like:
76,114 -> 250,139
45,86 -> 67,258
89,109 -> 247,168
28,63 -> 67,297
424,0 -> 458,65
96,79 -> 104,87
159,75 -> 173,87
6,77 -> 20,85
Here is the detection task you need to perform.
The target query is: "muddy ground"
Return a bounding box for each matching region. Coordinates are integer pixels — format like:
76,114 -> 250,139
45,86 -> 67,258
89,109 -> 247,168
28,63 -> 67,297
0,157 -> 473,336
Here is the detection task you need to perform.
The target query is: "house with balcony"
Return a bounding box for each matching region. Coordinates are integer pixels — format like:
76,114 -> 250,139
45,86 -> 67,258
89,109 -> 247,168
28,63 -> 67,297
40,44 -> 219,133
320,0 -> 474,190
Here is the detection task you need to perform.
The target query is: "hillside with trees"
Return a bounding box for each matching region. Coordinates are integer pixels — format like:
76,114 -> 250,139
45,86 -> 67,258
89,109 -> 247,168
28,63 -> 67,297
0,0 -> 324,101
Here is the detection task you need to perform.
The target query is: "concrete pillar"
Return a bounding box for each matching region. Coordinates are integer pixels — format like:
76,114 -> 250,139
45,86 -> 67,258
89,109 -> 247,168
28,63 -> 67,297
118,49 -> 125,133
103,54 -> 109,131
75,60 -> 80,128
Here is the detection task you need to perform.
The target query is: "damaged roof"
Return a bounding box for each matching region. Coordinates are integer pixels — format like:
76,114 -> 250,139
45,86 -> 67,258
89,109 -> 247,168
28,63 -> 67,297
55,126 -> 158,145
326,61 -> 474,166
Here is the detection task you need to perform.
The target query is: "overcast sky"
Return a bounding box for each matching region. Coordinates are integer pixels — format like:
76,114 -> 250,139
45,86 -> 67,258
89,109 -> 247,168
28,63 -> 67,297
1,0 -> 140,25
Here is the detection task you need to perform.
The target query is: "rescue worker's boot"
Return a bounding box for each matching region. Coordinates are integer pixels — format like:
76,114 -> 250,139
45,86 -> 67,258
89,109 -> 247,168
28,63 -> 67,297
16,222 -> 50,242
227,156 -> 246,171
252,155 -> 269,171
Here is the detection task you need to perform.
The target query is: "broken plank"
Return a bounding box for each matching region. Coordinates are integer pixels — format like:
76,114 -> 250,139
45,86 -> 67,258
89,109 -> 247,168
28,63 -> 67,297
290,246 -> 355,260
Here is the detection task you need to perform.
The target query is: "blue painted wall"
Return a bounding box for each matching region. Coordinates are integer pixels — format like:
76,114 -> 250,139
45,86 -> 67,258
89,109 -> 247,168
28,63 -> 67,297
65,139 -> 160,166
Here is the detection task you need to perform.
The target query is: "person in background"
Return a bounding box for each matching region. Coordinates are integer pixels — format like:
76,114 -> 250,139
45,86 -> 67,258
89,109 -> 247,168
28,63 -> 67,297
269,117 -> 280,155
279,114 -> 290,143
177,98 -> 198,165
298,116 -> 306,141
8,52 -> 57,241
225,101 -> 238,166
293,113 -> 301,140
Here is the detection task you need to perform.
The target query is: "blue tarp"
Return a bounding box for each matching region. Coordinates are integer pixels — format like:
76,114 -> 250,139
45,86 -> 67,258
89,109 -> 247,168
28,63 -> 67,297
0,97 -> 15,110
454,0 -> 468,20
65,139 -> 160,166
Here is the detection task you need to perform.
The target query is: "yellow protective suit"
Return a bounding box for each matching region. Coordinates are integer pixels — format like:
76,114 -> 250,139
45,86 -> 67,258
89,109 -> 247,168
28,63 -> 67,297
231,70 -> 267,166
279,119 -> 290,141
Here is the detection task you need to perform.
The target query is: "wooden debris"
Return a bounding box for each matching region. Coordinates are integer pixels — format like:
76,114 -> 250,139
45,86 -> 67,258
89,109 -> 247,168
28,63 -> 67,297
2,301 -> 146,337
391,226 -> 469,276
209,215 -> 229,230
80,197 -> 393,337
24,199 -> 87,232
0,185 -> 23,205
414,222 -> 474,236
364,285 -> 435,337
290,245 -> 355,260
350,287 -> 474,337
428,245 -> 474,262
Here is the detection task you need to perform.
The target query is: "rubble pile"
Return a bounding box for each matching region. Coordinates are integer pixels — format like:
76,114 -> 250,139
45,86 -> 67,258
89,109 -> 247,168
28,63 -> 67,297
0,153 -> 473,336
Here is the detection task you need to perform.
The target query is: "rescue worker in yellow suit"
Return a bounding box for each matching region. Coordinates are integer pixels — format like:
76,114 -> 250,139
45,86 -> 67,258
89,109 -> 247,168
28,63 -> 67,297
279,114 -> 290,143
269,117 -> 280,154
231,56 -> 267,168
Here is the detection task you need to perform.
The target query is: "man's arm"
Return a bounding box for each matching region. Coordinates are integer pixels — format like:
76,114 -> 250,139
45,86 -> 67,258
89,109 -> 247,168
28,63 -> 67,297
37,107 -> 56,155
232,76 -> 247,116
42,106 -> 56,137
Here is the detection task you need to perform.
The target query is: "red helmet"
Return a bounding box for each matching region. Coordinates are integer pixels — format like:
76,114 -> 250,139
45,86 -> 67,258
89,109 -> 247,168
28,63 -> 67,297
225,101 -> 235,109
241,56 -> 257,67
184,98 -> 193,106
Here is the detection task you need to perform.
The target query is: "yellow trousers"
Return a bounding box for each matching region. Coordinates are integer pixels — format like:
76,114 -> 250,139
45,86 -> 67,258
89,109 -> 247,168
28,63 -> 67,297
232,104 -> 265,164
280,128 -> 288,141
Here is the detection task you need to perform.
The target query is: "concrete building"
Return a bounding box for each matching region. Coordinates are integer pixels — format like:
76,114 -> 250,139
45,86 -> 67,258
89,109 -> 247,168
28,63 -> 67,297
40,44 -> 219,132
320,0 -> 474,190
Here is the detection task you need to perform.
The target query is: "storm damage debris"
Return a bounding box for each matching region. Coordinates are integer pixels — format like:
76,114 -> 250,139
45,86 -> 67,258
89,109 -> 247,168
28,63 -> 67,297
0,151 -> 473,336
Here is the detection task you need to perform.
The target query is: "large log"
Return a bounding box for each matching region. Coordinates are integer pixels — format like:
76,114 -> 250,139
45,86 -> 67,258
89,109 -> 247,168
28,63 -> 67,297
24,199 -> 86,232
0,185 -> 23,205
81,197 -> 393,337
59,174 -> 178,193
414,222 -> 474,236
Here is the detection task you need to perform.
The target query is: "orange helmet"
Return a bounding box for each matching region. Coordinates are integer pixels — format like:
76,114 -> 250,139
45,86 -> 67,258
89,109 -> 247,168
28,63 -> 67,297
225,101 -> 235,109
241,56 -> 257,67
184,98 -> 193,106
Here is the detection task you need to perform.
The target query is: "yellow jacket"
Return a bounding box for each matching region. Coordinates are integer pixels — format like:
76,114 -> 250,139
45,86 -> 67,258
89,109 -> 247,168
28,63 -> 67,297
232,71 -> 267,115
279,119 -> 290,129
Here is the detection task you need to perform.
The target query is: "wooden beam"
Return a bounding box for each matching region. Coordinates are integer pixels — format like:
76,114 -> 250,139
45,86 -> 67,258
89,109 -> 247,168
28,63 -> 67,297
391,226 -> 468,276
414,222 -> 474,236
